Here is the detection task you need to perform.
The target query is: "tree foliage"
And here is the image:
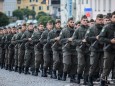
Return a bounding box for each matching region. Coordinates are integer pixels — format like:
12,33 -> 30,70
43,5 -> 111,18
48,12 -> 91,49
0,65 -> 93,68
0,12 -> 9,27
39,16 -> 55,27
13,8 -> 36,19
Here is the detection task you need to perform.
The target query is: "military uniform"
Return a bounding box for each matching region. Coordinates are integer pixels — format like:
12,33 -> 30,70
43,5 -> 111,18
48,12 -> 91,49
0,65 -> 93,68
99,23 -> 115,85
31,29 -> 43,76
85,24 -> 104,85
60,26 -> 77,81
47,28 -> 63,79
5,33 -> 13,70
17,31 -> 25,73
40,29 -> 52,77
21,30 -> 34,74
73,25 -> 89,84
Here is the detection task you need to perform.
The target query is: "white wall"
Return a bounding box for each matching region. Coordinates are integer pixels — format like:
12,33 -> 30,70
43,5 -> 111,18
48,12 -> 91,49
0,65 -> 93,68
3,0 -> 17,16
76,0 -> 115,20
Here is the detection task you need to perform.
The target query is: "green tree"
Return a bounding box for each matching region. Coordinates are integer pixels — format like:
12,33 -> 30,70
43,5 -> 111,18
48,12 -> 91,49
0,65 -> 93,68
36,11 -> 48,20
13,9 -> 23,19
39,16 -> 54,27
0,12 -> 9,27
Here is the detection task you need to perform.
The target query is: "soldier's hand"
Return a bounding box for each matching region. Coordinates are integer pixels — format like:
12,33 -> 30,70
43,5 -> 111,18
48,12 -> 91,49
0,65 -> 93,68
28,38 -> 32,41
82,39 -> 86,42
54,37 -> 60,41
96,35 -> 99,40
110,39 -> 115,44
68,38 -> 73,42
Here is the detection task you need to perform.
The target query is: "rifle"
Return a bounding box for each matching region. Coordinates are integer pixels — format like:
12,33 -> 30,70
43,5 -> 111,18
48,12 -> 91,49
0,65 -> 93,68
79,42 -> 87,50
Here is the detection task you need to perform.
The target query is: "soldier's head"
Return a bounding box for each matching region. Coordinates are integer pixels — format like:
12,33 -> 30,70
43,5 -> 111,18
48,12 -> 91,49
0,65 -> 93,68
46,20 -> 53,30
22,23 -> 26,30
28,23 -> 34,31
111,11 -> 115,23
89,19 -> 95,27
38,22 -> 44,31
67,17 -> 75,28
75,21 -> 81,29
11,26 -> 16,34
81,15 -> 88,26
7,27 -> 12,34
103,15 -> 111,25
55,19 -> 61,29
96,14 -> 103,24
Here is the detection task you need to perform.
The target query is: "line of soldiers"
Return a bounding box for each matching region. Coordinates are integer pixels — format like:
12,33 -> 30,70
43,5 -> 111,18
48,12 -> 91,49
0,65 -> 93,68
0,11 -> 115,86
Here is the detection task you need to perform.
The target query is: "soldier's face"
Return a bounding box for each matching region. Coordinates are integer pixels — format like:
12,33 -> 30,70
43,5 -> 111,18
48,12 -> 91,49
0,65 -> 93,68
96,18 -> 103,24
38,25 -> 44,31
104,18 -> 111,24
81,18 -> 88,26
68,20 -> 74,28
111,15 -> 115,23
28,25 -> 33,31
89,22 -> 95,27
55,23 -> 61,29
47,23 -> 53,30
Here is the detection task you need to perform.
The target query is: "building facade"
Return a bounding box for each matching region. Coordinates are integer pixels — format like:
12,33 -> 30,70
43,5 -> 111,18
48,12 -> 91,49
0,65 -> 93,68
17,0 -> 50,14
0,0 -> 4,12
3,0 -> 17,16
49,0 -> 60,19
76,0 -> 115,20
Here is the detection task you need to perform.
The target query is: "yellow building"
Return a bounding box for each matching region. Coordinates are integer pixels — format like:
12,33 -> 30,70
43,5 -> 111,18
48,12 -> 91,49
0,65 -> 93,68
0,0 -> 4,12
17,0 -> 49,14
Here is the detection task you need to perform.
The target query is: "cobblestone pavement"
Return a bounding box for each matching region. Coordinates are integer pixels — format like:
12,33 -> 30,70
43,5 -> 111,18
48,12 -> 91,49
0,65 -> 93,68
0,69 -> 115,86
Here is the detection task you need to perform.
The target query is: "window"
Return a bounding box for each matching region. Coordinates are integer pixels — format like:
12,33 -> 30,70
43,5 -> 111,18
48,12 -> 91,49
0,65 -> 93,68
32,6 -> 35,10
39,6 -> 43,10
103,0 -> 106,11
82,0 -> 84,4
18,6 -> 20,9
8,11 -> 10,16
95,0 -> 97,11
58,8 -> 60,12
30,0 -> 32,2
26,6 -> 28,9
98,0 -> 100,11
86,0 -> 88,4
17,0 -> 21,4
41,0 -> 46,4
47,6 -> 49,10
109,0 -> 111,12
36,0 -> 38,2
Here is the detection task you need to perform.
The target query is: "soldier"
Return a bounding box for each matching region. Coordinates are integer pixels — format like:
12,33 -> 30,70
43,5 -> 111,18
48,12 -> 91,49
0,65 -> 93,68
17,24 -> 26,74
0,28 -> 3,66
20,23 -> 34,74
85,14 -> 104,86
0,28 -> 7,69
8,26 -> 16,71
74,21 -> 81,29
47,20 -> 63,80
31,22 -> 44,76
40,20 -> 53,77
99,11 -> 115,86
60,17 -> 77,83
89,19 -> 95,27
72,15 -> 89,84
5,27 -> 13,70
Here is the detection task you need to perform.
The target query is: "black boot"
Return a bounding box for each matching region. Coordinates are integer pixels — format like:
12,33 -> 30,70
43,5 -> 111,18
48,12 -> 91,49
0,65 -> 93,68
1,63 -> 4,69
14,66 -> 18,72
88,76 -> 93,86
18,67 -> 22,74
100,80 -> 106,86
42,68 -> 47,77
62,72 -> 67,81
52,70 -> 57,79
8,65 -> 12,71
70,74 -> 77,83
34,68 -> 38,76
5,65 -> 8,70
58,73 -> 62,80
24,67 -> 29,74
83,75 -> 88,85
77,74 -> 82,84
